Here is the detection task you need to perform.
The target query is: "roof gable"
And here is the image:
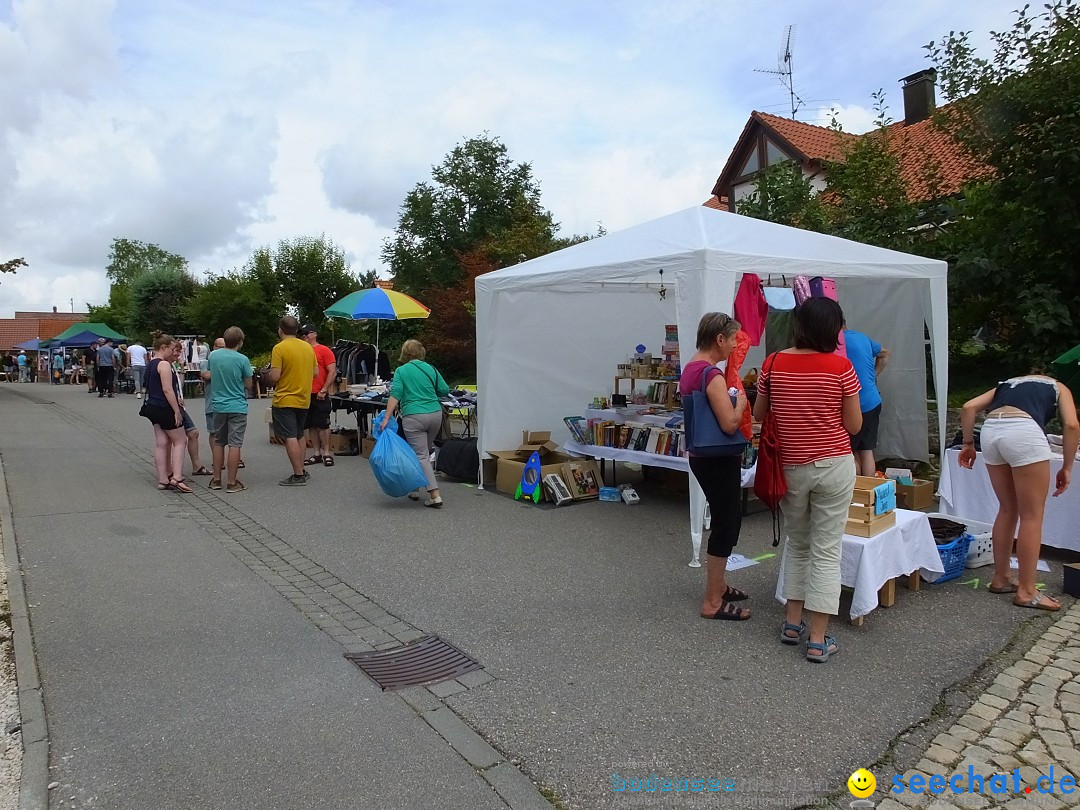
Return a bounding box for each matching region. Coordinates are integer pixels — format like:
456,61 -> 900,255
711,105 -> 985,205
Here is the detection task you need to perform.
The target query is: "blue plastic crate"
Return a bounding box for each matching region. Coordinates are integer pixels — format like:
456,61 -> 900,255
933,533 -> 973,583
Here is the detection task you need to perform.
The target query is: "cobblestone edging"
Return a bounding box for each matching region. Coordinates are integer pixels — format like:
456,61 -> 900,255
874,603 -> 1080,810
11,393 -> 555,810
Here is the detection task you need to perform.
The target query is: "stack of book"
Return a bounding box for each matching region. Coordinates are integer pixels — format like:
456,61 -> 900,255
563,416 -> 684,457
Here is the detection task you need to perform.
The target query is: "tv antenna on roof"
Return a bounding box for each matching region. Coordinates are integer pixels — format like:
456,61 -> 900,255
754,25 -> 807,119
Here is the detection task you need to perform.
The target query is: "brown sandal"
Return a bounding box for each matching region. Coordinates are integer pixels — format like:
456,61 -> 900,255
167,479 -> 193,494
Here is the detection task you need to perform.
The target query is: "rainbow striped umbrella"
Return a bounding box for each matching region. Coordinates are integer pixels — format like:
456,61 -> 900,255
323,287 -> 430,354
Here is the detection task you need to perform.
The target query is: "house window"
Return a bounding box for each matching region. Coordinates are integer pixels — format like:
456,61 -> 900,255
766,140 -> 790,166
739,148 -> 760,176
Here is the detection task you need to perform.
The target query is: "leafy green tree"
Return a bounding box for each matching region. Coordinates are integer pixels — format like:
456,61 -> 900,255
249,235 -> 358,332
182,273 -> 282,356
382,134 -> 572,293
927,1 -> 1080,364
735,162 -> 827,231
1,257 -> 26,283
128,267 -> 199,336
106,238 -> 187,286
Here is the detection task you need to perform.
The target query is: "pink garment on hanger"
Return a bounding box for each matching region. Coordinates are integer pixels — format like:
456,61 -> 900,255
733,273 -> 768,346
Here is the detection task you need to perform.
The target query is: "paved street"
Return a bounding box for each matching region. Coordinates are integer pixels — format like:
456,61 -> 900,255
0,382 -> 1077,809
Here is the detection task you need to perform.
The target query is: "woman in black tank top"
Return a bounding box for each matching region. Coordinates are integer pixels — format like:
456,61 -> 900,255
140,336 -> 193,493
959,371 -> 1078,611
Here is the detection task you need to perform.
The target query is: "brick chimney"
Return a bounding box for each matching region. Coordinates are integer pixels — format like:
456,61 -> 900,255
900,69 -> 937,126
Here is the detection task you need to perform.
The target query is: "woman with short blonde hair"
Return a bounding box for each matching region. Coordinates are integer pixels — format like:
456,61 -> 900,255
379,339 -> 450,507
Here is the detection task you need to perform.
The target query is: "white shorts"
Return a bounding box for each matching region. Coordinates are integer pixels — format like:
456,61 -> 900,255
980,418 -> 1052,467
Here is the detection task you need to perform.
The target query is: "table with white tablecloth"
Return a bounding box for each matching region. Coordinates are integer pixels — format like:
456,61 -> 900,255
938,448 -> 1080,552
774,509 -> 945,620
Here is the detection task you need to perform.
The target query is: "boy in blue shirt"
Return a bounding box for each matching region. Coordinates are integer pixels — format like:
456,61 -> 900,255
204,327 -> 252,493
843,326 -> 891,476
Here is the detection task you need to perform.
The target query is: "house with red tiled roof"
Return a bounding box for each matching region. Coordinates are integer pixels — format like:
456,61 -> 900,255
706,70 -> 986,214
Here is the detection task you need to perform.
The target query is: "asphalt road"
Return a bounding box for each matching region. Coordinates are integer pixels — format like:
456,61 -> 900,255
1,383 -> 1073,810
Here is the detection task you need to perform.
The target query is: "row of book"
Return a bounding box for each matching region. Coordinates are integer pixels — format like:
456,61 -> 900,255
563,416 -> 685,457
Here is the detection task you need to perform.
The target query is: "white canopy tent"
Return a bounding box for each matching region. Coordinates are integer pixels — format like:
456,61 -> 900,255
475,205 -> 948,480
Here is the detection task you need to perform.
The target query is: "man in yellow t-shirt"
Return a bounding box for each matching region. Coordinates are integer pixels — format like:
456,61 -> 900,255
268,316 -> 318,486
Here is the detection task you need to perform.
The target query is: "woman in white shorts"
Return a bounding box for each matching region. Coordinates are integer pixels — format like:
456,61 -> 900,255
959,373 -> 1078,612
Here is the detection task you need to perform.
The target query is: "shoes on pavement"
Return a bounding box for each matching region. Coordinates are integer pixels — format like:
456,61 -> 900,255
208,479 -> 223,490
226,481 -> 247,494
279,474 -> 308,487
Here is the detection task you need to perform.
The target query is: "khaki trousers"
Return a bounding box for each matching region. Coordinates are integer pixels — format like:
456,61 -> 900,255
780,454 -> 856,616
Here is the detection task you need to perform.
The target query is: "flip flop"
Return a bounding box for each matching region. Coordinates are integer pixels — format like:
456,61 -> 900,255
722,585 -> 749,602
303,456 -> 323,466
192,467 -> 212,476
1014,594 -> 1061,612
238,460 -> 246,469
167,479 -> 193,494
988,582 -> 1018,594
702,601 -> 750,621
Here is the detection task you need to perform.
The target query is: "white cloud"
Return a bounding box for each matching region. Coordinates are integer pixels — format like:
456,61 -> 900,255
0,0 -> 1023,319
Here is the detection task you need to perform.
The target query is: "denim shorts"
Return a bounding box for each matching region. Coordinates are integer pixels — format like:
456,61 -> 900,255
180,407 -> 196,433
980,417 -> 1052,467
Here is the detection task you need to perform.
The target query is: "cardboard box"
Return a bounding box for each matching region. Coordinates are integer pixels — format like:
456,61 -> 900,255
492,451 -> 575,500
361,437 -> 376,458
1064,563 -> 1080,598
896,479 -> 933,510
330,430 -> 359,456
516,430 -> 560,458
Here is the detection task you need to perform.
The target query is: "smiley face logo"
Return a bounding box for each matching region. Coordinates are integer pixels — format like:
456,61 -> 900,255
847,769 -> 876,798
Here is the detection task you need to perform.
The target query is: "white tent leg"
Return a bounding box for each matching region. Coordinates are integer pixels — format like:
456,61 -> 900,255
688,476 -> 707,567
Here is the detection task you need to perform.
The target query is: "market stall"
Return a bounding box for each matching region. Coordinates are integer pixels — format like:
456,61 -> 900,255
474,206 -> 949,545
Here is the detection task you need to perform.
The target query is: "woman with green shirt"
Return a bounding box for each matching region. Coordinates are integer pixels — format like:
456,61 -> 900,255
379,339 -> 451,507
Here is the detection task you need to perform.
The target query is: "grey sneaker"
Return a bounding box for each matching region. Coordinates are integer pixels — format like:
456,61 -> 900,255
279,474 -> 308,487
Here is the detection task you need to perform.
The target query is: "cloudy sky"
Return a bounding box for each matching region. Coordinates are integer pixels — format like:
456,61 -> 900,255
1,0 -> 1013,317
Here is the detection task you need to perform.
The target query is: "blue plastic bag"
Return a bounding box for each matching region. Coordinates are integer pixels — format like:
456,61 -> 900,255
369,411 -> 428,497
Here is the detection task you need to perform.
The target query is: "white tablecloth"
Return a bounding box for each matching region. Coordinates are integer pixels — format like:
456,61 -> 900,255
774,509 -> 945,619
938,448 -> 1080,552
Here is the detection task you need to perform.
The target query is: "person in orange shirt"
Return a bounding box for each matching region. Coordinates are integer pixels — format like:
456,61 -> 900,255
299,324 -> 338,468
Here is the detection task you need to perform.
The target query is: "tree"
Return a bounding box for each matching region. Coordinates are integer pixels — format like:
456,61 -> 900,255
128,267 -> 199,336
927,1 -> 1080,364
250,235 -> 358,332
382,134 -> 568,294
1,257 -> 27,283
183,273 -> 282,356
734,163 -> 827,231
106,238 -> 186,286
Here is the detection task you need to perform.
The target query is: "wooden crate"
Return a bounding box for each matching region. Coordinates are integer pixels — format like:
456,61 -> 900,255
845,510 -> 897,537
847,475 -> 896,537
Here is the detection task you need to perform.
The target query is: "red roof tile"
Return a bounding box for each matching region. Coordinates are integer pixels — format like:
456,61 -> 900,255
702,195 -> 729,211
711,105 -> 987,206
752,111 -> 859,163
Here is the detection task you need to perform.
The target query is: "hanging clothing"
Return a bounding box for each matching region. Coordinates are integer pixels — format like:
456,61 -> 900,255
734,273 -> 769,346
725,330 -> 754,440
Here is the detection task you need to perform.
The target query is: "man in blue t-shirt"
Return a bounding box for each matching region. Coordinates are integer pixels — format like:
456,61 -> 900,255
16,351 -> 28,383
95,339 -> 117,398
204,326 -> 252,493
843,326 -> 891,476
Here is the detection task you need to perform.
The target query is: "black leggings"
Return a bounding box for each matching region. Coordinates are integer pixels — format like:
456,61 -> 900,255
688,455 -> 743,558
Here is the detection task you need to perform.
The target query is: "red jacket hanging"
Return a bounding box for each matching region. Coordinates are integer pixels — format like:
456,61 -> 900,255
734,273 -> 768,346
726,329 -> 754,440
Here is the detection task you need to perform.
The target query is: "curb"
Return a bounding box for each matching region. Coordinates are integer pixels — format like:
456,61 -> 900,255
0,450 -> 49,810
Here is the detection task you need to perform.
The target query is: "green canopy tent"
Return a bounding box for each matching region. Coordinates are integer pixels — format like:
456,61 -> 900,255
1051,343 -> 1080,396
41,323 -> 129,348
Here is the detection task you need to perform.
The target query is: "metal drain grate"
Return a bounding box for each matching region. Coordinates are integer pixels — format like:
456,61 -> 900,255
345,635 -> 482,691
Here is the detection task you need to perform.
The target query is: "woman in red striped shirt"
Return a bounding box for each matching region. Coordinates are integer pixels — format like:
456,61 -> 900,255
753,297 -> 863,663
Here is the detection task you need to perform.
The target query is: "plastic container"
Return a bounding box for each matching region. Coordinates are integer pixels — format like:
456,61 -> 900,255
925,512 -> 993,570
934,533 -> 974,583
